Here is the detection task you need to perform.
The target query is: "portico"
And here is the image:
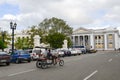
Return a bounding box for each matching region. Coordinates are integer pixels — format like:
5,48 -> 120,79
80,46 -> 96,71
71,27 -> 120,50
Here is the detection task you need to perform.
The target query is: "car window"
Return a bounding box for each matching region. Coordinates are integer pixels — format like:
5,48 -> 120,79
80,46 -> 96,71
14,50 -> 27,54
0,52 -> 7,54
20,51 -> 28,54
33,50 -> 41,54
29,50 -> 32,53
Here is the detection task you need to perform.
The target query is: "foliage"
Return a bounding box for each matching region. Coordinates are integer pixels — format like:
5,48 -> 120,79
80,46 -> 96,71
0,31 -> 10,49
27,26 -> 46,46
26,17 -> 73,48
38,17 -> 73,36
15,37 -> 31,49
46,32 -> 65,48
0,40 -> 4,49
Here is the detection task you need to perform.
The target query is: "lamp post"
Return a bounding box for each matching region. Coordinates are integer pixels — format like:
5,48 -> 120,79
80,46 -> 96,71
10,22 -> 17,54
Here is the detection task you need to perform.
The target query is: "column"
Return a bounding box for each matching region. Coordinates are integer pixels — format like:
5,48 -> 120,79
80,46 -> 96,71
90,34 -> 94,49
78,36 -> 80,46
114,33 -> 118,50
104,34 -> 107,50
73,36 -> 75,46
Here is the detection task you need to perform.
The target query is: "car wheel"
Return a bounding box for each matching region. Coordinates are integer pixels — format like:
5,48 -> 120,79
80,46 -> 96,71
28,59 -> 31,63
16,59 -> 20,64
41,61 -> 48,69
6,62 -> 10,66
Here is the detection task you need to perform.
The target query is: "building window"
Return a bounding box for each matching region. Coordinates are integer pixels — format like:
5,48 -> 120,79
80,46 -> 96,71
99,36 -> 101,39
95,36 -> 97,39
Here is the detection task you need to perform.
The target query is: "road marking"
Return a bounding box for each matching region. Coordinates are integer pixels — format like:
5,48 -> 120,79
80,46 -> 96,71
8,69 -> 35,77
83,70 -> 98,80
108,59 -> 112,62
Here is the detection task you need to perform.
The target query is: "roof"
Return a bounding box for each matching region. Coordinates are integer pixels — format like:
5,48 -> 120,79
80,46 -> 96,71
73,27 -> 93,34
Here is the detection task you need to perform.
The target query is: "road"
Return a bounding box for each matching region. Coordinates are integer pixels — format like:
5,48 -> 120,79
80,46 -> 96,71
0,51 -> 120,80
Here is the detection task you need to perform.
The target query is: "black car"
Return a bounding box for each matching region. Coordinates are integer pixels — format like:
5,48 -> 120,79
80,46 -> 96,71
0,52 -> 11,66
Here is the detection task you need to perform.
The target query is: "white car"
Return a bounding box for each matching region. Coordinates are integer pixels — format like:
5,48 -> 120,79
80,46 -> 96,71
70,49 -> 78,56
75,49 -> 82,55
58,50 -> 65,57
31,47 -> 46,60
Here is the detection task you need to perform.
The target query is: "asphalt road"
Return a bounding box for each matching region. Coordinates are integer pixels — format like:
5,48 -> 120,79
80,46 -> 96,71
0,51 -> 120,80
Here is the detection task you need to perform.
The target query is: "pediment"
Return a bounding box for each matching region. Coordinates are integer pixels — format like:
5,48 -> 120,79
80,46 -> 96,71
73,27 -> 91,34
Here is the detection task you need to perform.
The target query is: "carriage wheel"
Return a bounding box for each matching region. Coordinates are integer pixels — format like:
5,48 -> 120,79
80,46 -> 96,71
36,60 -> 42,68
41,61 -> 48,69
59,60 -> 64,66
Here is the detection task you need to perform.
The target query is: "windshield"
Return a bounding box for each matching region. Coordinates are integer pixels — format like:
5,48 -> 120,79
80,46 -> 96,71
33,50 -> 41,54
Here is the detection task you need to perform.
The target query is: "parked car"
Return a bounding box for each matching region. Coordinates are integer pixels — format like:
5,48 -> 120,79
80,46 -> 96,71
64,50 -> 71,56
51,50 -> 59,57
70,49 -> 78,56
24,49 -> 32,54
0,52 -> 11,66
8,49 -> 17,54
72,46 -> 86,54
58,50 -> 65,57
31,47 -> 46,60
11,50 -> 31,63
75,49 -> 82,55
87,49 -> 97,53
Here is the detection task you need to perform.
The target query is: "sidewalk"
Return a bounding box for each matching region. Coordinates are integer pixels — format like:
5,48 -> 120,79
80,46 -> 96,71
96,50 -> 119,53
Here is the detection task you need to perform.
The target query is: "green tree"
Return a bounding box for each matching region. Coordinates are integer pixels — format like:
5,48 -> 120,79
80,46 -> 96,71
39,17 -> 73,36
27,26 -> 44,46
46,32 -> 65,48
0,40 -> 4,49
15,37 -> 31,49
27,17 -> 73,48
15,37 -> 23,49
0,31 -> 11,50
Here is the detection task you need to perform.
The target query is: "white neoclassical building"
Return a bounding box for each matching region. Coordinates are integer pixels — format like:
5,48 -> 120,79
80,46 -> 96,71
71,27 -> 120,50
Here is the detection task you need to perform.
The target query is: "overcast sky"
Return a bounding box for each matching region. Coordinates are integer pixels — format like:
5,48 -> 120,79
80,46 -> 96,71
0,0 -> 120,32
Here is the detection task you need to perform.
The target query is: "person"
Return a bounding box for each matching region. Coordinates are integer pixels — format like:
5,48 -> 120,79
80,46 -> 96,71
51,50 -> 58,65
42,48 -> 48,58
47,49 -> 52,59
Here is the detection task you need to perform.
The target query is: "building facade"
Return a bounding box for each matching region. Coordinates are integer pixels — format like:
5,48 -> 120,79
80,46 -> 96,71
71,27 -> 120,50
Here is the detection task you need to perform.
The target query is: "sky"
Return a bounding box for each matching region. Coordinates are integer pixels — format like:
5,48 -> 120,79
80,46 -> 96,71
0,0 -> 120,33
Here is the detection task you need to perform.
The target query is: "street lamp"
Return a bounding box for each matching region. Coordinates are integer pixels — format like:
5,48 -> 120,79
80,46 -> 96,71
10,21 -> 17,54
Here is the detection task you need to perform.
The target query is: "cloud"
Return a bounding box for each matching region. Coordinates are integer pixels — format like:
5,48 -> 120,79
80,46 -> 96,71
104,6 -> 120,22
0,0 -> 120,32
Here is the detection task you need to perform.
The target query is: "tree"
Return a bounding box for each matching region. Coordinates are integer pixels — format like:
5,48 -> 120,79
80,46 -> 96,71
15,37 -> 31,49
0,31 -> 11,50
15,37 -> 23,49
27,25 -> 45,46
26,17 -> 73,48
38,17 -> 73,36
46,32 -> 65,48
0,40 -> 4,49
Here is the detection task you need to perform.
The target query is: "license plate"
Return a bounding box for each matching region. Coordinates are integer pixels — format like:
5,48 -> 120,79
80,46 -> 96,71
0,60 -> 7,62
